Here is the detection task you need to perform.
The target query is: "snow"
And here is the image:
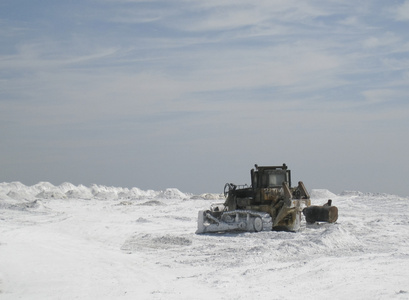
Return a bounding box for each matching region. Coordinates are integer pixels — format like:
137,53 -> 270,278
1,182 -> 408,299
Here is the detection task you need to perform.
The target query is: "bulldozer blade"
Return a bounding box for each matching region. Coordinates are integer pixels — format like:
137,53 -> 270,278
303,201 -> 338,224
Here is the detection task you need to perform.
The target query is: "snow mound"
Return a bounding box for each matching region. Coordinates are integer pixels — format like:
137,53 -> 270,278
1,181 -> 27,191
117,187 -> 159,200
65,186 -> 93,199
57,182 -> 78,193
90,184 -> 120,200
0,182 -> 164,201
0,191 -> 11,200
340,190 -> 398,198
339,190 -> 365,197
310,189 -> 337,199
156,188 -> 187,199
36,190 -> 67,199
31,182 -> 56,193
191,193 -> 224,200
7,190 -> 36,201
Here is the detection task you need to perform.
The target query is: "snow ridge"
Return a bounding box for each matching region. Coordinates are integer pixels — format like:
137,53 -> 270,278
0,181 -> 223,201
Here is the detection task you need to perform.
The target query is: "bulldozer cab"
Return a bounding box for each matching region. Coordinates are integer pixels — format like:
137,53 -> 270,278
251,164 -> 291,189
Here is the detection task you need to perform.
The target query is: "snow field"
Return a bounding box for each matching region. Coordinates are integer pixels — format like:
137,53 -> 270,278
0,183 -> 408,299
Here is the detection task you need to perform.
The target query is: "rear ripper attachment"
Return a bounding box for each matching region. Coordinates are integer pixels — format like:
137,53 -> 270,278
196,164 -> 338,234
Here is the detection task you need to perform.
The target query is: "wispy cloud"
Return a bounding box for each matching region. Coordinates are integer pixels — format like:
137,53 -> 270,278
362,88 -> 404,104
393,0 -> 409,21
362,32 -> 401,49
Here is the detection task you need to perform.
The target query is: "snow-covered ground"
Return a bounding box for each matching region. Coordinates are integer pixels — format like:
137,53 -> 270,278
1,182 -> 408,299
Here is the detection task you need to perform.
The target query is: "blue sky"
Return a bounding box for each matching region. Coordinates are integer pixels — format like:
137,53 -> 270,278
1,0 -> 409,196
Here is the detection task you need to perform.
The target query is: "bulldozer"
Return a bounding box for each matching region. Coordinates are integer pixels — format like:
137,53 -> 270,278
196,164 -> 338,233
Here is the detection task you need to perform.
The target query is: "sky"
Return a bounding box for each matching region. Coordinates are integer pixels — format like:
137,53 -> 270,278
1,0 -> 409,196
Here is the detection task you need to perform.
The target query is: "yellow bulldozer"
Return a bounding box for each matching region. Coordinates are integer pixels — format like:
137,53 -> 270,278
197,164 -> 338,233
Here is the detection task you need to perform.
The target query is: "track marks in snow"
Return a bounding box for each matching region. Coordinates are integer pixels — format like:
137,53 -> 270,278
138,200 -> 165,206
121,233 -> 192,251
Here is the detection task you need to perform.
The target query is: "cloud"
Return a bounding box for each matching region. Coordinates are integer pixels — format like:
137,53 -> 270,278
339,16 -> 360,26
108,6 -> 170,24
362,89 -> 402,104
393,0 -> 409,21
362,32 -> 400,49
102,0 -> 350,37
0,43 -> 119,71
164,1 -> 332,33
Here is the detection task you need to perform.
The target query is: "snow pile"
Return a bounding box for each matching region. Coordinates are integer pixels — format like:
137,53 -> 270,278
191,193 -> 224,200
65,185 -> 94,199
90,184 -> 121,200
310,189 -> 337,200
0,181 -> 219,201
155,188 -> 188,199
36,190 -> 67,200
